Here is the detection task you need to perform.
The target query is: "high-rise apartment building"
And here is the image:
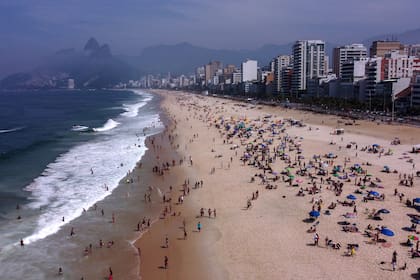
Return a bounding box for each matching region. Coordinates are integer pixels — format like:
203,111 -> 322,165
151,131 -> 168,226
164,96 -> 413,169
333,44 -> 367,77
273,55 -> 293,93
369,41 -> 403,57
204,61 -> 222,85
241,59 -> 258,82
412,72 -> 420,107
291,40 -> 325,93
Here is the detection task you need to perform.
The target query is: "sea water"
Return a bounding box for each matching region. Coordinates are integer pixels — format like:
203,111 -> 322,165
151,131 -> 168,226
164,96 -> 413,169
0,89 -> 162,278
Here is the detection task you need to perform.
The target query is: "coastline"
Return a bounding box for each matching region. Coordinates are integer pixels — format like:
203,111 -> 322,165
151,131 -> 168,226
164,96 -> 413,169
133,89 -> 419,280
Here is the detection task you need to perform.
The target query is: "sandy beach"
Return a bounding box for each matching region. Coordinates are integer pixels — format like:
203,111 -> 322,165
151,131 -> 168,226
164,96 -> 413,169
134,89 -> 420,280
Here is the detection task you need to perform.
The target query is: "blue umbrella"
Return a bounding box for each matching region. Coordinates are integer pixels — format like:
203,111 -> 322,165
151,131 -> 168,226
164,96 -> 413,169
413,198 -> 420,204
381,228 -> 395,237
347,194 -> 357,200
369,191 -> 380,197
378,209 -> 390,214
309,210 -> 320,217
412,219 -> 420,225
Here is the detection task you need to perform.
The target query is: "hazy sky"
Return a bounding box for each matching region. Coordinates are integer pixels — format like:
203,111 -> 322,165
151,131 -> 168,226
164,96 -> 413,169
1,0 -> 418,77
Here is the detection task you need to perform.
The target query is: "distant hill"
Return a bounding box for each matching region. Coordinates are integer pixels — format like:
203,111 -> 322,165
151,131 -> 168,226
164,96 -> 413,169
122,41 -> 337,75
362,28 -> 420,48
0,38 -> 141,90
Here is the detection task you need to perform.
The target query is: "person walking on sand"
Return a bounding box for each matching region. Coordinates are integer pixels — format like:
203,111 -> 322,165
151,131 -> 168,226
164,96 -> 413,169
208,208 -> 212,218
184,229 -> 187,240
164,256 -> 168,269
314,233 -> 319,246
392,251 -> 397,271
213,209 -> 216,218
197,222 -> 202,232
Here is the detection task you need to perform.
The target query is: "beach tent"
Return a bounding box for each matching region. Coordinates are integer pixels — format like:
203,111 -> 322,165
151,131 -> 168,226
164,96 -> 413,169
309,211 -> 320,217
378,209 -> 390,214
413,198 -> 420,204
381,228 -> 394,237
346,194 -> 357,200
369,191 -> 380,197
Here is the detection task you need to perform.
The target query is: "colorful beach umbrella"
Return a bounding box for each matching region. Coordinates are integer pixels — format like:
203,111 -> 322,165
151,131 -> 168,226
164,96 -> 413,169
346,194 -> 357,200
413,198 -> 420,204
408,235 -> 419,241
381,228 -> 395,237
309,210 -> 320,217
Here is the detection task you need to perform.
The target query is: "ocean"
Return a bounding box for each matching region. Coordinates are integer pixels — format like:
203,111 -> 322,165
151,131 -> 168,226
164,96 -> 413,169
0,89 -> 162,278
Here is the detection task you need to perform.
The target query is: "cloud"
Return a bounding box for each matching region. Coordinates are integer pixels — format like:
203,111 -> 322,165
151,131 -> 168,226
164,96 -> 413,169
0,0 -> 418,77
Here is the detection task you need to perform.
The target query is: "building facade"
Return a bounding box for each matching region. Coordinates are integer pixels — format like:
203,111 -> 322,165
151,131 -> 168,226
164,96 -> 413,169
412,72 -> 420,108
369,41 -> 403,57
273,55 -> 292,93
333,44 -> 367,78
241,59 -> 258,82
291,40 -> 325,94
205,61 -> 222,85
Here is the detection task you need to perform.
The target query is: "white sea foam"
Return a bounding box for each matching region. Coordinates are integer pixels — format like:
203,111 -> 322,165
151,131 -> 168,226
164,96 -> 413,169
0,126 -> 25,134
22,102 -> 162,244
121,91 -> 152,118
121,102 -> 146,118
92,119 -> 120,132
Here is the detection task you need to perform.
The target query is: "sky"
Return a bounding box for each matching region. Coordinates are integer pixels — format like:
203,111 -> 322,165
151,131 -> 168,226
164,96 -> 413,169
0,0 -> 419,77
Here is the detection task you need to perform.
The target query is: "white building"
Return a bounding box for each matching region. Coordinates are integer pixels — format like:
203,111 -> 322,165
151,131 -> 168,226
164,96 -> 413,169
341,58 -> 369,83
68,79 -> 75,89
384,51 -> 420,80
232,72 -> 242,84
333,44 -> 367,78
292,40 -> 326,93
241,59 -> 258,82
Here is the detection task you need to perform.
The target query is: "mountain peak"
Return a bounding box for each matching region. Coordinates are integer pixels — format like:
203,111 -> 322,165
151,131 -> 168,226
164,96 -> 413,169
84,37 -> 100,52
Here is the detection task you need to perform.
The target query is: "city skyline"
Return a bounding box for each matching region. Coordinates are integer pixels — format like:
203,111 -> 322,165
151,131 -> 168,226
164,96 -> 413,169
1,0 -> 419,77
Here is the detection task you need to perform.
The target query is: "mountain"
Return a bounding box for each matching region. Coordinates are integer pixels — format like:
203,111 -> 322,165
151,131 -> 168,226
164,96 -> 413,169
127,42 -> 293,74
124,41 -> 336,75
362,28 -> 420,48
1,38 -> 141,89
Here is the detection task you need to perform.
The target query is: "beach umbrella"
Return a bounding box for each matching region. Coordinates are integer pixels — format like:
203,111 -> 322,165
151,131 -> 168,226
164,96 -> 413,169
408,235 -> 419,241
378,209 -> 390,214
369,191 -> 380,197
412,219 -> 420,225
347,194 -> 357,200
381,228 -> 395,237
413,198 -> 420,204
309,210 -> 320,217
